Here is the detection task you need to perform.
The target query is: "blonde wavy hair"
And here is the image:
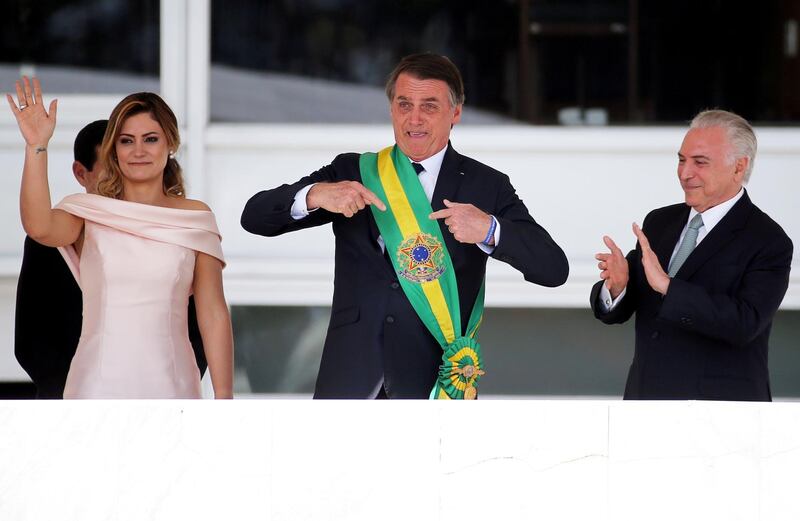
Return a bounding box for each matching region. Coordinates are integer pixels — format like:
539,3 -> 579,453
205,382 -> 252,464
96,92 -> 185,199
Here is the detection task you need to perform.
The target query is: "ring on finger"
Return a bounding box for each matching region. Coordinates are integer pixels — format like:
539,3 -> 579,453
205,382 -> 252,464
19,104 -> 27,110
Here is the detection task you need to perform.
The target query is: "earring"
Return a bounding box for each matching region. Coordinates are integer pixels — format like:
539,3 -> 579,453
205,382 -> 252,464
169,150 -> 176,159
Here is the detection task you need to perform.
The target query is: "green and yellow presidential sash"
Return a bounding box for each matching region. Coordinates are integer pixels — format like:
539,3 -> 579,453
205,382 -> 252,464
360,145 -> 486,400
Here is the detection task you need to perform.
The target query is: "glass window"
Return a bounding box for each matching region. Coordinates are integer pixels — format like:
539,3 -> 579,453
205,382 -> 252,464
211,0 -> 800,124
0,0 -> 159,94
210,0 -> 519,124
232,307 -> 800,398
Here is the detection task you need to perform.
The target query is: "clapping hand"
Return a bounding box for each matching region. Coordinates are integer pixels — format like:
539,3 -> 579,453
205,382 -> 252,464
632,222 -> 670,295
595,235 -> 629,298
6,76 -> 57,148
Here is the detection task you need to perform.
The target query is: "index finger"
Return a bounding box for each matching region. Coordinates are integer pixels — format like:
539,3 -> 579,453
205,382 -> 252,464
14,80 -> 25,106
602,235 -> 624,257
354,183 -> 386,211
429,208 -> 453,220
632,222 -> 651,249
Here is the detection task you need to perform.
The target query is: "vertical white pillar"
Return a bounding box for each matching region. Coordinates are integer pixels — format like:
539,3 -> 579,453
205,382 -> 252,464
184,0 -> 211,200
159,0 -> 187,123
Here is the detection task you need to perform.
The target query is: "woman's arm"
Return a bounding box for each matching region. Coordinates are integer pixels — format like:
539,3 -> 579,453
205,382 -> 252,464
8,77 -> 83,246
193,251 -> 234,399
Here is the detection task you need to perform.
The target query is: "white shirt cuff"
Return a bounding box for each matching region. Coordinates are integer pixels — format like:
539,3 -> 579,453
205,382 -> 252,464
476,216 -> 500,254
290,184 -> 316,220
599,284 -> 626,312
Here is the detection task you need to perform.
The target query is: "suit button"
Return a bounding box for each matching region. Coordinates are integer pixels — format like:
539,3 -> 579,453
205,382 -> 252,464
390,282 -> 400,290
385,316 -> 395,324
651,331 -> 659,339
680,317 -> 693,325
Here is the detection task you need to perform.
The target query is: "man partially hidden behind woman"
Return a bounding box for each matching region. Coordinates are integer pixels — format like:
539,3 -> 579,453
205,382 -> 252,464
8,77 -> 233,399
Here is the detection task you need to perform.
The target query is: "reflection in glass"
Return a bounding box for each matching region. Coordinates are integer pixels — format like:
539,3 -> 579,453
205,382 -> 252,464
231,306 -> 800,399
210,0 -> 800,124
1,0 -> 159,94
210,0 -> 519,123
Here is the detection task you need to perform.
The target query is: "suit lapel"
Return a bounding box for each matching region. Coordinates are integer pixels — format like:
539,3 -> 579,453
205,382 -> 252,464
430,144 -> 464,212
675,191 -> 753,280
653,205 -> 690,272
431,144 -> 465,254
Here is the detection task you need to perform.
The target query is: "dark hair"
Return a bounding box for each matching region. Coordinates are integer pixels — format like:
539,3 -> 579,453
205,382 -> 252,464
385,53 -> 465,107
97,92 -> 184,199
73,119 -> 108,170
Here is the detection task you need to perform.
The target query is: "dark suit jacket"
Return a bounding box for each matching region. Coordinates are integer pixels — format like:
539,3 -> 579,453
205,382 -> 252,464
241,144 -> 569,398
590,191 -> 792,401
15,236 -> 208,399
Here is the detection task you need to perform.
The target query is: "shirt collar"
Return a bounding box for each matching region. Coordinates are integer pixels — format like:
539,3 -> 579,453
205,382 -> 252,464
407,144 -> 447,178
688,188 -> 744,233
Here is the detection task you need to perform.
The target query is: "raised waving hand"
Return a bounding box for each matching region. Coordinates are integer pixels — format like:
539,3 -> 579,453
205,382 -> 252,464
7,77 -> 81,247
7,76 -> 58,147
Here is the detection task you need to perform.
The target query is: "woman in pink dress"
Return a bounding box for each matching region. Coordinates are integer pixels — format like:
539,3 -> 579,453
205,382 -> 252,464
8,77 -> 233,399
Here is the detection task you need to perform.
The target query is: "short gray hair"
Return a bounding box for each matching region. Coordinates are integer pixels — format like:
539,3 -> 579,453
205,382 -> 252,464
689,109 -> 757,183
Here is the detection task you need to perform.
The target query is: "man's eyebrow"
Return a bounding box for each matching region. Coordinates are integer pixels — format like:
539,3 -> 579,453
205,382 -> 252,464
396,96 -> 441,102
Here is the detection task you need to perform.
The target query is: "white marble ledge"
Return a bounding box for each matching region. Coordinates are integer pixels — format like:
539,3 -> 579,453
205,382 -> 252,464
1,400 -> 800,521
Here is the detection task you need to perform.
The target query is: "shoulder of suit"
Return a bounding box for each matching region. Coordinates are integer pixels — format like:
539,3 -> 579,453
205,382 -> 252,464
643,202 -> 688,224
332,152 -> 362,164
747,201 -> 793,248
328,152 -> 363,178
455,152 -> 509,182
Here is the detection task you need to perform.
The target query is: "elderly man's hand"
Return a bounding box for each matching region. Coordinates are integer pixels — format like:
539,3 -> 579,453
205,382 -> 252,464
307,181 -> 386,218
632,222 -> 670,295
429,199 -> 493,244
595,235 -> 629,298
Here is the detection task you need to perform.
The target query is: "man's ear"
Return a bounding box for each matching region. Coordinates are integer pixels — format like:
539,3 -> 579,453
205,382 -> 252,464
734,156 -> 749,180
452,103 -> 462,125
72,160 -> 89,188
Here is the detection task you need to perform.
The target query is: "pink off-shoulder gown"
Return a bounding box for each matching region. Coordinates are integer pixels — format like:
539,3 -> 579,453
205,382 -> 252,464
54,193 -> 225,399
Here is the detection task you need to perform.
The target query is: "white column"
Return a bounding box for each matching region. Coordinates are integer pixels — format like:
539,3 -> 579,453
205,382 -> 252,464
159,0 -> 188,123
184,0 -> 211,200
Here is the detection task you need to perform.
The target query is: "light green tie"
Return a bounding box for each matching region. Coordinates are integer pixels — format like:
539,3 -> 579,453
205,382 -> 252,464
668,214 -> 704,277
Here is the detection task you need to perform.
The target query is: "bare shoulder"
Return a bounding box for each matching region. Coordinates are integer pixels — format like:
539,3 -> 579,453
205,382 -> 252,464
171,198 -> 212,211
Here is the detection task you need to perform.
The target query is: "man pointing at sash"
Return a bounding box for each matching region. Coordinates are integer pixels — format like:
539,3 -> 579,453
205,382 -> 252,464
241,53 -> 569,399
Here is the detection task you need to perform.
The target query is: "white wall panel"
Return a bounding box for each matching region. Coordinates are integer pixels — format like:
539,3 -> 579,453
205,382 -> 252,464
208,125 -> 800,308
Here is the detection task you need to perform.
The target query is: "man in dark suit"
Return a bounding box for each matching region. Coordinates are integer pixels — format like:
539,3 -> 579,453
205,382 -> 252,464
14,120 -> 207,398
591,109 -> 792,401
241,53 -> 568,399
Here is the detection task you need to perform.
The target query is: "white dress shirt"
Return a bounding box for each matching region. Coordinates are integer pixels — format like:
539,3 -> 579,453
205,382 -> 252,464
599,188 -> 745,311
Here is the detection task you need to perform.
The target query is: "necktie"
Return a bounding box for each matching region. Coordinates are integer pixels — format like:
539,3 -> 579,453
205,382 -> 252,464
668,214 -> 704,277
